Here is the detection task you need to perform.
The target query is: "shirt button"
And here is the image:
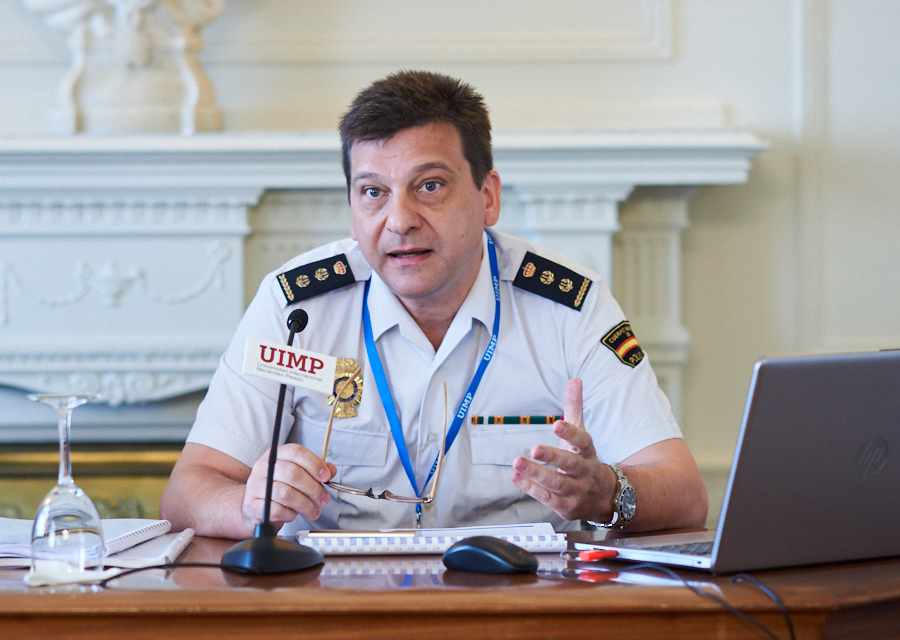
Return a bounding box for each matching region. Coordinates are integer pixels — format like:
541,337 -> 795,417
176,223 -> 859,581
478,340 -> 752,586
326,448 -> 334,459
426,431 -> 439,444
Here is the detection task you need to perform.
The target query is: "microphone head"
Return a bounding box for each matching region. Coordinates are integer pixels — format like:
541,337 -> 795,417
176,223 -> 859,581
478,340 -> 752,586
287,309 -> 309,333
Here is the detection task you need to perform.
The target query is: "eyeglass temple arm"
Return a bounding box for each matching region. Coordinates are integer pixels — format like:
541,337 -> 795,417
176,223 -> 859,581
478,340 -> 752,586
423,382 -> 448,502
321,364 -> 362,461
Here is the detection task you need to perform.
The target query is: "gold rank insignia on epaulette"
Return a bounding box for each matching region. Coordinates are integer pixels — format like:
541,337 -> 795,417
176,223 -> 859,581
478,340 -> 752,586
512,251 -> 592,311
601,320 -> 645,368
276,254 -> 356,304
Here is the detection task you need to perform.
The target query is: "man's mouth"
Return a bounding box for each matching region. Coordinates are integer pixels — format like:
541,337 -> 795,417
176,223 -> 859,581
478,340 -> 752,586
388,249 -> 431,259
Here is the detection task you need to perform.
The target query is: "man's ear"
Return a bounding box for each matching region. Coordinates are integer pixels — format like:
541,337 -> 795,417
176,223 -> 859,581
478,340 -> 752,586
482,170 -> 502,227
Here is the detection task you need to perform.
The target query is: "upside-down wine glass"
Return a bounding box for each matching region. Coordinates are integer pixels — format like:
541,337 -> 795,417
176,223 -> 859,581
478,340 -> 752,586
27,393 -> 105,575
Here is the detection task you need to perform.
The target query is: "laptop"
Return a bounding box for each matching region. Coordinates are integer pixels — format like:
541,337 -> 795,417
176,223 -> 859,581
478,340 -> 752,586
584,349 -> 900,573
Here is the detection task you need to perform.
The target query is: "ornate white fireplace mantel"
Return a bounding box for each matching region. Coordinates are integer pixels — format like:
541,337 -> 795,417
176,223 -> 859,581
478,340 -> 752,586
0,130 -> 765,441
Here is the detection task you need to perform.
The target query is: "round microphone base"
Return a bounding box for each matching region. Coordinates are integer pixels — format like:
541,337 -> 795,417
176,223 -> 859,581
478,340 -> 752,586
221,523 -> 324,574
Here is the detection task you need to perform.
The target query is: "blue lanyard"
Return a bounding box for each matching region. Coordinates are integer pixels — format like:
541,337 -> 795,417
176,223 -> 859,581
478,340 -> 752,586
362,234 -> 501,502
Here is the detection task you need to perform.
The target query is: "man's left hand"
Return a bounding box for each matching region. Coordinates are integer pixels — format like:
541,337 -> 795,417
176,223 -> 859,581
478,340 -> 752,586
510,378 -> 616,523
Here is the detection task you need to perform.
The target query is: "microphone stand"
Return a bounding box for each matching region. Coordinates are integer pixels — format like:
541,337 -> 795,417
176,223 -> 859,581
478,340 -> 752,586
221,309 -> 324,574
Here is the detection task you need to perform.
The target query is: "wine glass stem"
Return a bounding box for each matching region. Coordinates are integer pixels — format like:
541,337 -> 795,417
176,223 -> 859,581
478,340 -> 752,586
57,407 -> 74,486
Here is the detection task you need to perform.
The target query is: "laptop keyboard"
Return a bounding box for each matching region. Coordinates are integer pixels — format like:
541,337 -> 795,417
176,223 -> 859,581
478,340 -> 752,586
643,541 -> 713,557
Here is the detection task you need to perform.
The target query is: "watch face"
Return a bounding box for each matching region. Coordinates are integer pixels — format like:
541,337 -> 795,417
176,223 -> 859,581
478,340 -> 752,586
620,486 -> 637,521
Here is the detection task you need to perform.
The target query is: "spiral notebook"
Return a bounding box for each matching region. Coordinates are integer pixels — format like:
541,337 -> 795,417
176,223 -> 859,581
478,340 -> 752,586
0,517 -> 172,567
297,522 -> 567,556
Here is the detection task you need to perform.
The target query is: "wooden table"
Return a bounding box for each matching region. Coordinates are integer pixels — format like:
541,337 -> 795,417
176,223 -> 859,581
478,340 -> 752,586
1,533 -> 899,640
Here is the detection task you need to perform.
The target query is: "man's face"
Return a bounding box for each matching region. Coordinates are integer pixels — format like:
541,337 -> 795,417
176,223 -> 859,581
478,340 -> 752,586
349,122 -> 501,312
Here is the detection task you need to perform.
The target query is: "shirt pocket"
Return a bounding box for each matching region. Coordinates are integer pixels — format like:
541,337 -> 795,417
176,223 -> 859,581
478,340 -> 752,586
295,417 -> 390,486
465,425 -> 562,524
469,425 -> 559,465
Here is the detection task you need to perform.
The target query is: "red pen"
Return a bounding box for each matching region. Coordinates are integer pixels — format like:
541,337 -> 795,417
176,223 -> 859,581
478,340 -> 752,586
578,549 -> 619,562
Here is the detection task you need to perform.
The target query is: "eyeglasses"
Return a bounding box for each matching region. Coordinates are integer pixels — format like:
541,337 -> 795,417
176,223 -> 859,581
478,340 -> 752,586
320,365 -> 447,504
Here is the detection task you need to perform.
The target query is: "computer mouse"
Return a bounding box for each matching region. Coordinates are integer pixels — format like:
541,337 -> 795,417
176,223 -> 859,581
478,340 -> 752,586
442,536 -> 538,574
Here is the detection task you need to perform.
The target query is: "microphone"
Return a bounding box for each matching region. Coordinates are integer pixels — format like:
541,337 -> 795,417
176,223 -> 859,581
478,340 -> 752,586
287,309 -> 308,333
221,309 -> 324,574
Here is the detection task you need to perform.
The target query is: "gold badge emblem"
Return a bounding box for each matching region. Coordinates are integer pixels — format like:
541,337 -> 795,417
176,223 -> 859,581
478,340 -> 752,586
315,268 -> 329,282
559,278 -> 573,293
295,274 -> 310,288
334,261 -> 347,275
540,270 -> 555,285
327,358 -> 363,418
523,262 -> 536,278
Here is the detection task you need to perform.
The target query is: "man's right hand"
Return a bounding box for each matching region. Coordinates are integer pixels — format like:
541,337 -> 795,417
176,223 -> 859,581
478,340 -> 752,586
241,444 -> 336,530
160,442 -> 334,539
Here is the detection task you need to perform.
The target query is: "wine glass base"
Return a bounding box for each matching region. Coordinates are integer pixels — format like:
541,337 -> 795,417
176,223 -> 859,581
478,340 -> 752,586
32,483 -> 105,574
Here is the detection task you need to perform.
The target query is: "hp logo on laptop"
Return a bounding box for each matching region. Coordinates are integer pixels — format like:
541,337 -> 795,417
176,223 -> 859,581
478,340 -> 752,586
856,438 -> 888,476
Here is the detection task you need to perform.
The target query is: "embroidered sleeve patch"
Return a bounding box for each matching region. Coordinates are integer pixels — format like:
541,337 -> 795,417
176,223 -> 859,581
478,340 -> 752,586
601,321 -> 645,368
512,251 -> 592,310
276,254 -> 356,304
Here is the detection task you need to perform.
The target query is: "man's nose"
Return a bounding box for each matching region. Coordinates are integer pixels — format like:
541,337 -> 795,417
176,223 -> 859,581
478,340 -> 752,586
384,191 -> 422,235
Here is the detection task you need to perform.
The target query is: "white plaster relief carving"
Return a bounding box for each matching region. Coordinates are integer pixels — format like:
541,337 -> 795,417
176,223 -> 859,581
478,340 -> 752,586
0,200 -> 250,234
89,261 -> 141,307
22,0 -> 224,134
495,187 -> 625,285
251,190 -> 351,233
509,188 -> 624,231
0,241 -> 231,324
0,371 -> 213,406
246,191 -> 351,290
0,349 -> 223,370
0,348 -> 223,404
1,261 -> 90,325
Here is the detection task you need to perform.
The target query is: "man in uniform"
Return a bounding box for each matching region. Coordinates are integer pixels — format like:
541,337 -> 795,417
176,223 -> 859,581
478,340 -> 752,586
161,71 -> 708,537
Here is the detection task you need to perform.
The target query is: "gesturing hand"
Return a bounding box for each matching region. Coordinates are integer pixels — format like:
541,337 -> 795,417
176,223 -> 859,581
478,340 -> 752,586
510,378 -> 616,523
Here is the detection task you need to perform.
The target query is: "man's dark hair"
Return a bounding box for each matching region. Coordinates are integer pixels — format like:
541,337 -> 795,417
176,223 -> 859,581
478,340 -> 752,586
339,70 -> 493,191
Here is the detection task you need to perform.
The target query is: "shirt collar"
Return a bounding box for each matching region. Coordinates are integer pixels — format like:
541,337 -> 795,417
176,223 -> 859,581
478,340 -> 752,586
365,233 -> 495,350
449,233 -> 495,335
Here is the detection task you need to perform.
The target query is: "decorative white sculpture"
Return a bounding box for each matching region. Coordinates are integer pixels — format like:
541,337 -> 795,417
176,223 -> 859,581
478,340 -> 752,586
23,0 -> 224,134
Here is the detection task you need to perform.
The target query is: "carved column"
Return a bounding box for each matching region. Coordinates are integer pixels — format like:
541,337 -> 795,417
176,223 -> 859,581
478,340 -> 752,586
23,0 -> 224,134
614,186 -> 694,423
499,185 -> 629,286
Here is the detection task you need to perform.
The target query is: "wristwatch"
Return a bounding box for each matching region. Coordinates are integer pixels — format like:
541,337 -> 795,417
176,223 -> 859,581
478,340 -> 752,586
590,465 -> 636,529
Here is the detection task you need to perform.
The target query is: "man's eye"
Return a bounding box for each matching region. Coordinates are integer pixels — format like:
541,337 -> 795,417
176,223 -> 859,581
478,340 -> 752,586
364,187 -> 381,198
421,181 -> 440,193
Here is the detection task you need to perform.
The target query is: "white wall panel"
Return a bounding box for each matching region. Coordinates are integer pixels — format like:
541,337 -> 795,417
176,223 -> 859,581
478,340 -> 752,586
797,0 -> 900,353
191,0 -> 671,64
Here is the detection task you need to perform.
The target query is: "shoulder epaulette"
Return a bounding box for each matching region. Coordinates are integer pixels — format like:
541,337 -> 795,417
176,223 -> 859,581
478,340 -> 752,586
276,254 -> 356,304
512,251 -> 592,311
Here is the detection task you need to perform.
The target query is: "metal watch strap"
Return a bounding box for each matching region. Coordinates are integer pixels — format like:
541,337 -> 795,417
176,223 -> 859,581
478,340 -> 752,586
588,465 -> 634,529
